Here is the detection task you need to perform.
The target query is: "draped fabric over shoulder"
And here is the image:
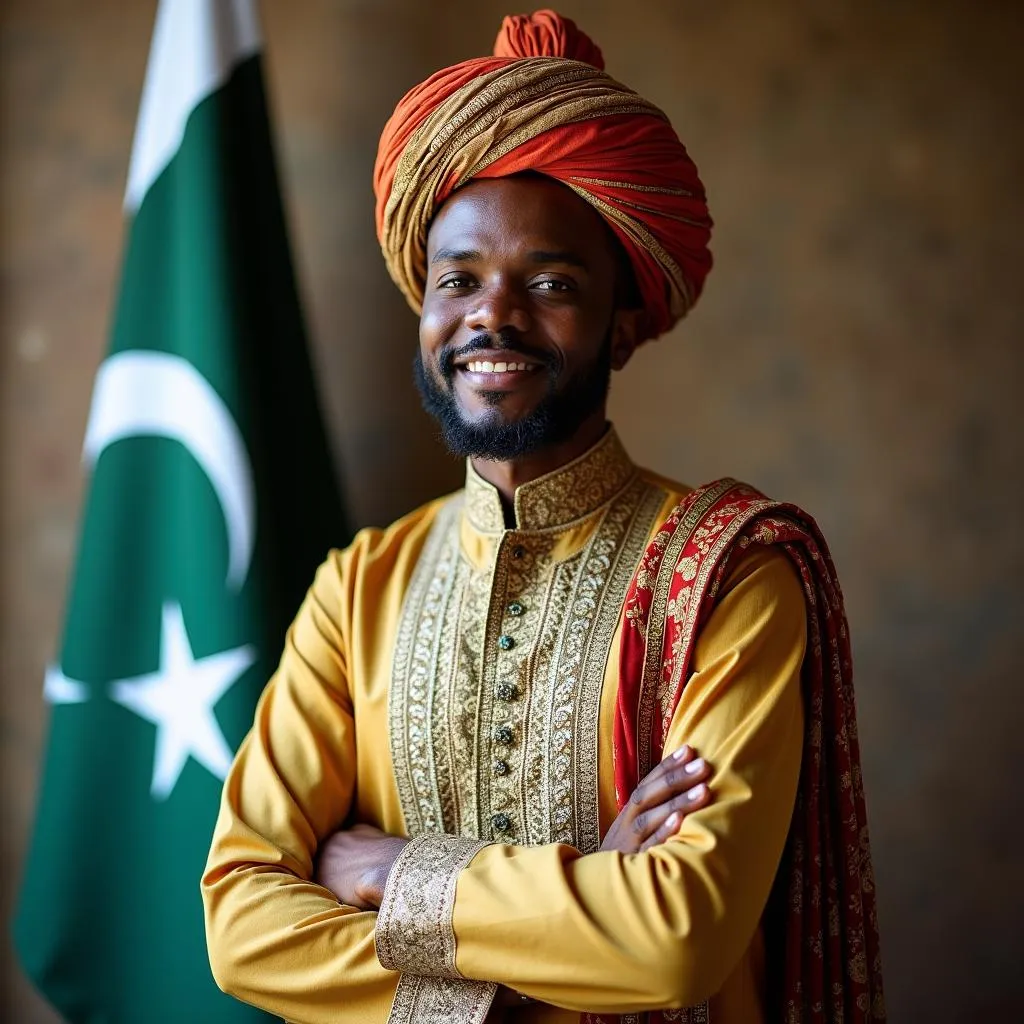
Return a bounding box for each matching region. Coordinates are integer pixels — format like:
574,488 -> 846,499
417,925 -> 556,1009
373,10 -> 713,344
606,481 -> 886,1024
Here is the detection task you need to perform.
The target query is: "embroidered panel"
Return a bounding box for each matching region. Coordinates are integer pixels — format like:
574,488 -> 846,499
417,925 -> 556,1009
385,466 -> 667,1023
390,476 -> 666,852
389,498 -> 466,836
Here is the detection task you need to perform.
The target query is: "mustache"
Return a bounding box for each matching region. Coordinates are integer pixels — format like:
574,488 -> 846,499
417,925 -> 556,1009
437,331 -> 560,378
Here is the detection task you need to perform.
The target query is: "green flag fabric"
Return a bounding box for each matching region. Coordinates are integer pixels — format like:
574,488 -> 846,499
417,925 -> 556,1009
14,1 -> 345,1020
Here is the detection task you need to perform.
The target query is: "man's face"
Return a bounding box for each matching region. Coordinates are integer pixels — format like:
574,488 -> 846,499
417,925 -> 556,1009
416,175 -> 634,460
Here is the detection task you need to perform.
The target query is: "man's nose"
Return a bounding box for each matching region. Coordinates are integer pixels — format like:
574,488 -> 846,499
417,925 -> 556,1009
464,282 -> 532,336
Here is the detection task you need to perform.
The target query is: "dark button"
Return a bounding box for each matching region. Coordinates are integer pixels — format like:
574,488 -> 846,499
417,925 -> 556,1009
493,759 -> 510,776
498,634 -> 515,651
496,682 -> 519,701
493,725 -> 514,744
492,812 -> 513,834
511,545 -> 526,560
507,601 -> 524,617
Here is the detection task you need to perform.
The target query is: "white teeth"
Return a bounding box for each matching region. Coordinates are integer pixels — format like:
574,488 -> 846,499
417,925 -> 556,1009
465,360 -> 532,373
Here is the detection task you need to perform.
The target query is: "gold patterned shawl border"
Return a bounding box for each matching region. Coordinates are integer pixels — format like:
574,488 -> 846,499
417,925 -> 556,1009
643,495 -> 775,1024
386,974 -> 497,1024
389,498 -> 464,836
376,834 -> 493,979
381,58 -> 666,314
574,479 -> 668,853
635,479 -> 737,778
662,498 -> 780,704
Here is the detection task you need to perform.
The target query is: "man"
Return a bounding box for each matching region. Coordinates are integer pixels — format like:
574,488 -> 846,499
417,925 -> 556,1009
202,11 -> 884,1024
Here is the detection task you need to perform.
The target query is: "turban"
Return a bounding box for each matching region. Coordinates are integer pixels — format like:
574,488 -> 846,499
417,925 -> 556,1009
374,9 -> 713,344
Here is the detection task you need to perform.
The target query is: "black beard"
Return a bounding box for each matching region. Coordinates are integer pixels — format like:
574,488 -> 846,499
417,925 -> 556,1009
413,329 -> 613,461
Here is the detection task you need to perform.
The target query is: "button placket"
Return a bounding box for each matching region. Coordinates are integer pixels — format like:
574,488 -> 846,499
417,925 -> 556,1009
486,536 -> 535,842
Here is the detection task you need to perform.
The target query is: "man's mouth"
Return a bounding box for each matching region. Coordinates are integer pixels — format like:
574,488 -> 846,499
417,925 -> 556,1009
462,359 -> 536,374
450,350 -> 546,388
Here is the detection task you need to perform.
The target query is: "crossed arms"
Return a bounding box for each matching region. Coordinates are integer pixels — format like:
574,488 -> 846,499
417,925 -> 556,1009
201,545 -> 806,1022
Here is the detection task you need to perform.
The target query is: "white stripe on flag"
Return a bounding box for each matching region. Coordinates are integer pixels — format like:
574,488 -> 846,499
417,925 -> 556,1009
124,0 -> 261,213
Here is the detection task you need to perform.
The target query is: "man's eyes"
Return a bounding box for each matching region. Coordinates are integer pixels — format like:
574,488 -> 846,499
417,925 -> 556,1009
434,275 -> 575,292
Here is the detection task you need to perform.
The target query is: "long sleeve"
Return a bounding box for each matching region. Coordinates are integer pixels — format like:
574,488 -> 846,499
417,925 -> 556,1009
376,546 -> 807,1015
201,548 -> 398,1023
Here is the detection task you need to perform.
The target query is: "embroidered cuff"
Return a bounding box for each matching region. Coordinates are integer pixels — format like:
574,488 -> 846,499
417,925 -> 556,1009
387,975 -> 498,1024
375,833 -> 491,978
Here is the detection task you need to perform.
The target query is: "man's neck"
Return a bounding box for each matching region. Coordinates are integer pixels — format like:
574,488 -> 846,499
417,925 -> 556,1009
469,412 -> 609,520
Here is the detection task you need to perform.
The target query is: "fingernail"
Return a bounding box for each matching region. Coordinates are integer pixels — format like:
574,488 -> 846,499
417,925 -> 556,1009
666,812 -> 681,830
684,757 -> 705,775
672,745 -> 690,761
688,784 -> 707,801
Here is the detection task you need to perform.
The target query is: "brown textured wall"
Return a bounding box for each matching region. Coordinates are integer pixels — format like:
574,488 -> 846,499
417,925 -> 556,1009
3,1 -> 1022,1021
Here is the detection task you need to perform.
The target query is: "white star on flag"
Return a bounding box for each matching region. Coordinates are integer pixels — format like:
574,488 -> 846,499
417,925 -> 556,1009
109,601 -> 256,799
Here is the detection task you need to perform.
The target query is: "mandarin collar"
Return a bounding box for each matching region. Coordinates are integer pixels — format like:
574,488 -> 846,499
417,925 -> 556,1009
463,427 -> 637,534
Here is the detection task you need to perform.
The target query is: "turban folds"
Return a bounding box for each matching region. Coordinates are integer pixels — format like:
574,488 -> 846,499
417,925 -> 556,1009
374,10 -> 713,343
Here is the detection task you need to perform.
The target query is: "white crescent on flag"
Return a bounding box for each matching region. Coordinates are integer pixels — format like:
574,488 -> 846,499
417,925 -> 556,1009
83,350 -> 256,590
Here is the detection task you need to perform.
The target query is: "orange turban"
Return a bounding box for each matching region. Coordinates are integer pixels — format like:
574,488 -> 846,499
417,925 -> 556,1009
374,10 -> 713,344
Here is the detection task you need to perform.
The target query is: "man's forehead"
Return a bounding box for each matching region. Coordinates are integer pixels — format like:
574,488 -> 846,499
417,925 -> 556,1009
426,176 -> 610,258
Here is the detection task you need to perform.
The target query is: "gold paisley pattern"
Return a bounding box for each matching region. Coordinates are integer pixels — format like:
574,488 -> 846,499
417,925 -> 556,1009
629,479 -> 735,778
384,430 -> 666,1020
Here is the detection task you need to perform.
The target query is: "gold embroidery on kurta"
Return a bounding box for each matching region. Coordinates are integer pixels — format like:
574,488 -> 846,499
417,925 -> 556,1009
389,499 -> 465,836
386,434 -> 666,1023
391,443 -> 664,852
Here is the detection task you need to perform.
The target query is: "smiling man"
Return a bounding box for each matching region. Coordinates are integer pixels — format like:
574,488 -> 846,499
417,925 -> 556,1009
202,11 -> 884,1024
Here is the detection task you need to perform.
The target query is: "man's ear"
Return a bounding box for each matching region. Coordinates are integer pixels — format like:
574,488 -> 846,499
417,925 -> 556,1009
610,309 -> 644,370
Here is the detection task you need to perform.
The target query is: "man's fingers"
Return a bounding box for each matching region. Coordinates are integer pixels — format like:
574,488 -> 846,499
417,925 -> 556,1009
631,750 -> 711,812
638,784 -> 712,851
631,745 -> 693,804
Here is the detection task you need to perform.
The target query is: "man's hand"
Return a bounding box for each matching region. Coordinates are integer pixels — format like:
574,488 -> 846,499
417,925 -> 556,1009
600,745 -> 711,854
314,824 -> 409,910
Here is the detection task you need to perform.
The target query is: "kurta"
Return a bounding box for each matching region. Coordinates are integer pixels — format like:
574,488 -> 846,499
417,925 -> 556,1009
202,428 -> 807,1024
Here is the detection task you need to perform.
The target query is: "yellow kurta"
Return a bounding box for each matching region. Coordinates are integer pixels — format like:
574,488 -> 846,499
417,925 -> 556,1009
202,428 -> 806,1024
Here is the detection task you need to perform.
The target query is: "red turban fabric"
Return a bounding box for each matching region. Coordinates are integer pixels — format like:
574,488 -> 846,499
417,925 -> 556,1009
374,10 -> 712,343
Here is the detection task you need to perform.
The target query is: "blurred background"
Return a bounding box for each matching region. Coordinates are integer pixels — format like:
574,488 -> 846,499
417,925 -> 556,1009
2,0 -> 1022,1020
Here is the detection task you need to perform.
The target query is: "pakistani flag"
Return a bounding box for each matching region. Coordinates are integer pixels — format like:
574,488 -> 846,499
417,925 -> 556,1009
14,1 -> 345,1020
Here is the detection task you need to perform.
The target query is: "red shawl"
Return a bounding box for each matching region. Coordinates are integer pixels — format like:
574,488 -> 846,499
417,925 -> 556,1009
588,480 -> 885,1024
